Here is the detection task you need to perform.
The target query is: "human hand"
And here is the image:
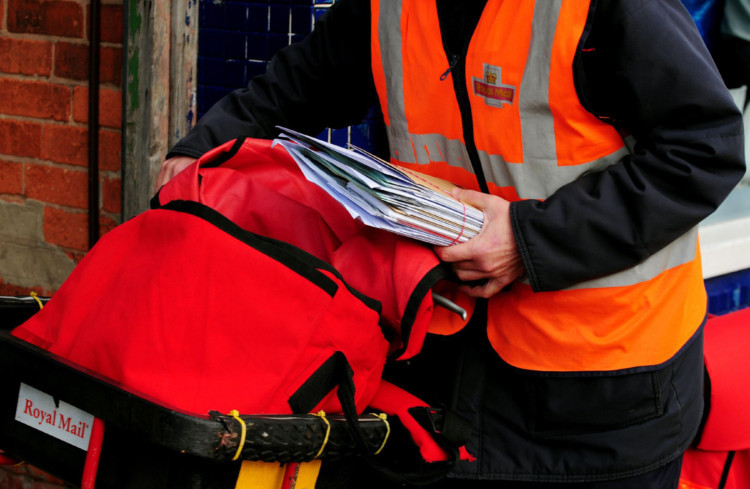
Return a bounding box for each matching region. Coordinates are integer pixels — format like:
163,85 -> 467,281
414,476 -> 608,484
156,156 -> 197,190
434,189 -> 525,298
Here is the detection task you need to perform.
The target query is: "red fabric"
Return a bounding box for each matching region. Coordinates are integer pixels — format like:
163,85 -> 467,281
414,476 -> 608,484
158,138 -> 441,358
12,137 -> 443,417
680,449 -> 750,489
13,208 -> 388,416
369,380 -> 475,463
678,308 -> 750,489
698,308 -> 750,451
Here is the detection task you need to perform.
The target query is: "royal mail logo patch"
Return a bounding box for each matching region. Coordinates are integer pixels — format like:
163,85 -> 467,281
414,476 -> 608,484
15,383 -> 95,451
472,64 -> 515,107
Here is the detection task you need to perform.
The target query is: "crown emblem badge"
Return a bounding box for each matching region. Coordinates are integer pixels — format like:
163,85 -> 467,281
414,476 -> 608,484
472,64 -> 515,108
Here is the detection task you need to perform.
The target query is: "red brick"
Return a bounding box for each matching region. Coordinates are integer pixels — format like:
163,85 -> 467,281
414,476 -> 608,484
25,163 -> 88,208
100,214 -> 119,238
0,78 -> 70,122
0,0 -> 5,28
7,0 -> 84,38
73,86 -> 123,129
54,43 -> 122,86
0,38 -> 53,76
99,128 -> 122,171
41,124 -> 87,166
40,125 -> 121,170
0,119 -> 42,158
98,4 -> 123,44
44,206 -> 88,251
64,251 -> 87,265
54,41 -> 88,81
0,159 -> 23,195
102,175 -> 121,214
100,45 -> 122,86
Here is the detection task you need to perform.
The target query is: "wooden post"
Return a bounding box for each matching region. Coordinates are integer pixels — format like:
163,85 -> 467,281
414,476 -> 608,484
169,0 -> 199,150
123,0 -> 198,220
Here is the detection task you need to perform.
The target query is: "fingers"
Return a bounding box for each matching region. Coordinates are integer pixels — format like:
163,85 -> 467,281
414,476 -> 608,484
458,277 -> 508,299
434,239 -> 476,263
156,156 -> 197,190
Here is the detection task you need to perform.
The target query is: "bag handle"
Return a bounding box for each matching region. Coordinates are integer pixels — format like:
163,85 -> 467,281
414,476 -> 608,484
289,352 -> 459,486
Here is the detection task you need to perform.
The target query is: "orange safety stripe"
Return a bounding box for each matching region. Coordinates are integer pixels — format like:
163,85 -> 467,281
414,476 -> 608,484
488,256 -> 706,371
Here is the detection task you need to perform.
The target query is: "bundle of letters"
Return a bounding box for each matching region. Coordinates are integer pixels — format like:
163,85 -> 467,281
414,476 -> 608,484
275,127 -> 484,247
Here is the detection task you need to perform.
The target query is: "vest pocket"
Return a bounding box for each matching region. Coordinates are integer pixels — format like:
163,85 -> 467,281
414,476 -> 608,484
527,369 -> 663,438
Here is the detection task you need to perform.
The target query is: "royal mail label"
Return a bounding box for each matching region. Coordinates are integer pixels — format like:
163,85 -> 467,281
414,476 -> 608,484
15,383 -> 95,451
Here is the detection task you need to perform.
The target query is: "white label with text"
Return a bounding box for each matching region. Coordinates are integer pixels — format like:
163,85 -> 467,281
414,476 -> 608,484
15,383 -> 94,451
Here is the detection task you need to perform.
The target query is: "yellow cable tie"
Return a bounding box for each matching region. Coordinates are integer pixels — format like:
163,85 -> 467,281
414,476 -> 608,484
30,291 -> 44,310
371,413 -> 390,455
312,410 -> 331,459
229,410 -> 247,461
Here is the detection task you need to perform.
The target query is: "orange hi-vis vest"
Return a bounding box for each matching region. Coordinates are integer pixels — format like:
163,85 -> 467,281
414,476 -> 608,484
370,0 -> 706,372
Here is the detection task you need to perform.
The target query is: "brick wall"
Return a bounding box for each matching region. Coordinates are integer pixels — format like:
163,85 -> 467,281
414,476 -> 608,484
1,1 -> 122,484
0,0 -> 123,297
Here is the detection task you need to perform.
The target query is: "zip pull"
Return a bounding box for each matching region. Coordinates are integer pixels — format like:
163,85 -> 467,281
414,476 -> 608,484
440,55 -> 459,81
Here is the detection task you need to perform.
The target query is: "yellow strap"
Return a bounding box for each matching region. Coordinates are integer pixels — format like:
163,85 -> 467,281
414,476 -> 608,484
371,413 -> 390,455
229,410 -> 247,461
30,291 -> 44,310
312,411 -> 331,459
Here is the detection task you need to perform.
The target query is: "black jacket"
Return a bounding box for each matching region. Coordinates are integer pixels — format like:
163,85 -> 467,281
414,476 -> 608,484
169,0 -> 745,294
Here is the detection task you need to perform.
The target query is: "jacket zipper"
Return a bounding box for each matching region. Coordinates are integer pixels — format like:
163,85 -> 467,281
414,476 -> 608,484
440,50 -> 489,194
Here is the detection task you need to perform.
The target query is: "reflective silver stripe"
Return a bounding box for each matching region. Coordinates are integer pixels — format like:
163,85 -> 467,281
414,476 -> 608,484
518,0 -> 562,166
479,146 -> 631,199
378,0 -> 415,162
409,133 -> 473,167
517,228 -> 700,290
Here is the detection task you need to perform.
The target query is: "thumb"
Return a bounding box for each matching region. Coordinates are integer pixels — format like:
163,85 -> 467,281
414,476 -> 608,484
451,187 -> 489,209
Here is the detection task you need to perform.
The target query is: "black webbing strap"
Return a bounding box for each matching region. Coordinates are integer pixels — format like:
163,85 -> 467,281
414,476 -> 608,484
718,451 -> 736,489
288,352 -> 350,415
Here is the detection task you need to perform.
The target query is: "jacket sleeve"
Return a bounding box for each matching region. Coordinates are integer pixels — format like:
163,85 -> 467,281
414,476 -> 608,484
510,0 -> 746,292
167,0 -> 377,159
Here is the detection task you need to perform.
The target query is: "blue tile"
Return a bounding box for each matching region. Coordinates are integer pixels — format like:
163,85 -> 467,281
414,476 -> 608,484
247,33 -> 270,60
705,268 -> 750,315
224,60 -> 247,87
225,3 -> 248,31
248,4 -> 269,32
330,128 -> 349,148
198,56 -> 226,86
317,128 -> 332,143
199,28 -> 224,58
349,123 -> 371,150
269,5 -> 291,33
225,31 -> 247,59
291,5 -> 312,34
200,0 -> 224,28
